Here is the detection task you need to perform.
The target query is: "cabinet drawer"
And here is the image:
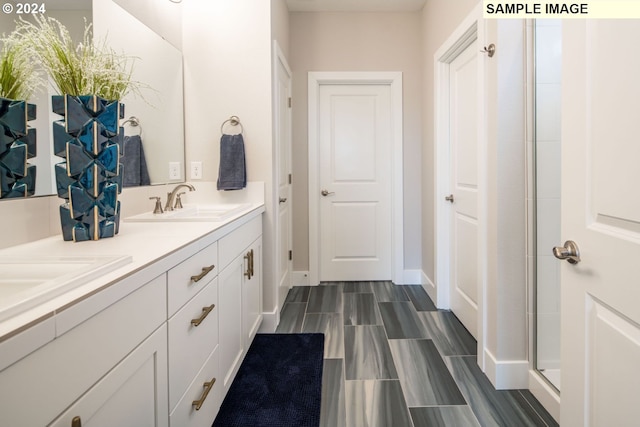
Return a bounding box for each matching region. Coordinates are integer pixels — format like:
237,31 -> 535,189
218,216 -> 261,270
168,242 -> 218,315
168,278 -> 219,410
0,275 -> 166,427
170,348 -> 221,427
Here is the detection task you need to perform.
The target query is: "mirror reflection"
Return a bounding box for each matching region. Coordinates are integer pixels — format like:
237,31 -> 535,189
0,0 -> 185,198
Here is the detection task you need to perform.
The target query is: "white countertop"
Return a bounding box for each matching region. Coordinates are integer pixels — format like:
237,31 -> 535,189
0,184 -> 264,370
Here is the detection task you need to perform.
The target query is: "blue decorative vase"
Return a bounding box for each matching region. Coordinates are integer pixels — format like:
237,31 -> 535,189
0,98 -> 37,198
52,94 -> 124,242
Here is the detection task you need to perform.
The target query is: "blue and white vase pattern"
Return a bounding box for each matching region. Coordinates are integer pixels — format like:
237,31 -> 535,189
0,97 -> 36,198
53,94 -> 123,241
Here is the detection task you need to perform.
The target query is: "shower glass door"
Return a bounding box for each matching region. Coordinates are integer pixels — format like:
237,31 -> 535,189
534,19 -> 562,391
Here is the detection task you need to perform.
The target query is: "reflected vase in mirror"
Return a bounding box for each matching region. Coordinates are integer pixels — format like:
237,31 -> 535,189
53,95 -> 124,242
0,98 -> 37,198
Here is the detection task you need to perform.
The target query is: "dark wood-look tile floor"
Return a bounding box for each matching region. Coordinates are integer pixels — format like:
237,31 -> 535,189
276,281 -> 558,427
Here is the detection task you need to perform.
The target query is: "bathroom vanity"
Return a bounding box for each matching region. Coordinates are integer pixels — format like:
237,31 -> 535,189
0,198 -> 264,427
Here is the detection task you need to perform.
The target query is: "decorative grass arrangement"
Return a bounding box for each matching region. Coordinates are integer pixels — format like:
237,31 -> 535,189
14,15 -> 139,100
0,29 -> 43,100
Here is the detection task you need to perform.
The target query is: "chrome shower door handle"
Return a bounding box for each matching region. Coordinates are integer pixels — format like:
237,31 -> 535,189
553,240 -> 581,264
321,190 -> 335,197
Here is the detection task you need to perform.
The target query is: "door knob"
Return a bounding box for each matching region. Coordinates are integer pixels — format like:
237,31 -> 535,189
321,190 -> 335,197
553,240 -> 581,264
445,194 -> 454,203
279,197 -> 287,204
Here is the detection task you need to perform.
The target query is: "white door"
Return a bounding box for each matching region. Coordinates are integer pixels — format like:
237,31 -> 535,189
318,83 -> 393,281
448,40 -> 479,339
561,20 -> 640,427
274,44 -> 292,312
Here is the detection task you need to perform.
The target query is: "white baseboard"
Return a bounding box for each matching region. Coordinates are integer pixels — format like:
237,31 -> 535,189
528,370 -> 560,423
258,308 -> 278,333
483,348 -> 529,389
292,271 -> 310,286
397,269 -> 423,285
422,272 -> 437,305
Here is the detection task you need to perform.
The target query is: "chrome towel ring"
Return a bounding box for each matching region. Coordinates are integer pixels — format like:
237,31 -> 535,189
122,116 -> 143,137
220,115 -> 244,135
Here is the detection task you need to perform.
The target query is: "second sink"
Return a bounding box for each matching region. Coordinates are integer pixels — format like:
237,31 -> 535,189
125,203 -> 252,223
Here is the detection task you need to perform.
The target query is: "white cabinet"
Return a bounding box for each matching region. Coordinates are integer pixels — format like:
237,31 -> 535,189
169,214 -> 263,424
218,216 -> 263,394
0,210 -> 263,427
0,275 -> 167,427
50,325 -> 169,427
168,241 -> 222,427
168,276 -> 219,409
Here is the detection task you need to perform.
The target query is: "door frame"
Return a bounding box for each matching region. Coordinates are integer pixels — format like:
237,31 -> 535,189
434,4 -> 488,366
269,40 -> 293,331
308,71 -> 404,286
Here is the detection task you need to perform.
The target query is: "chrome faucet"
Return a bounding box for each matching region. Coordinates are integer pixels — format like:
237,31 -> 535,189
165,183 -> 196,211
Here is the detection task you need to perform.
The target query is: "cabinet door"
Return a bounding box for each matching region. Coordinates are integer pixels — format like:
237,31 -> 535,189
50,325 -> 169,427
218,256 -> 244,394
243,237 -> 263,348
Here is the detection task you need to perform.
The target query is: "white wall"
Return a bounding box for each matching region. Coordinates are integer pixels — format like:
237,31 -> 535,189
181,0 -> 278,322
271,0 -> 290,59
487,19 -> 528,385
289,11 -> 423,277
112,0 -> 182,49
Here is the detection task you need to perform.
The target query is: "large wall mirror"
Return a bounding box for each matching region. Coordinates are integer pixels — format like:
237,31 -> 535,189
0,0 -> 185,198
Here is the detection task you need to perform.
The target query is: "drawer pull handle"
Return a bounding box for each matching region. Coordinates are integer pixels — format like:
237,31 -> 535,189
191,304 -> 216,327
244,251 -> 252,279
191,265 -> 215,283
244,249 -> 255,279
250,249 -> 254,278
192,377 -> 216,410
72,416 -> 82,427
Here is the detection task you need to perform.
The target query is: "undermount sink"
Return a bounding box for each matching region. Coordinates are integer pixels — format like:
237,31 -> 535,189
125,203 -> 252,223
0,255 -> 132,322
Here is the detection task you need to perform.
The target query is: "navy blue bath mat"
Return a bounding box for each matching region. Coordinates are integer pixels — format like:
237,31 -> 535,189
213,333 -> 324,427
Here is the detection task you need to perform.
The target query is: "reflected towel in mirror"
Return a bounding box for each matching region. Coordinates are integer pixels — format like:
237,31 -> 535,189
119,135 -> 151,187
217,133 -> 246,191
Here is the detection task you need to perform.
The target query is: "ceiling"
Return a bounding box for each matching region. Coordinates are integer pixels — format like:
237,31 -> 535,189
286,0 -> 428,12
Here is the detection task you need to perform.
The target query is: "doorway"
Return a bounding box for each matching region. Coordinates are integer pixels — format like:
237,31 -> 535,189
446,36 -> 480,339
434,8 -> 486,349
274,42 -> 293,317
308,72 -> 404,285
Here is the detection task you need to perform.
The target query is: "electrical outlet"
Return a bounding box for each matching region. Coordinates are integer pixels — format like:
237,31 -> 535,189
190,161 -> 203,179
169,162 -> 181,180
